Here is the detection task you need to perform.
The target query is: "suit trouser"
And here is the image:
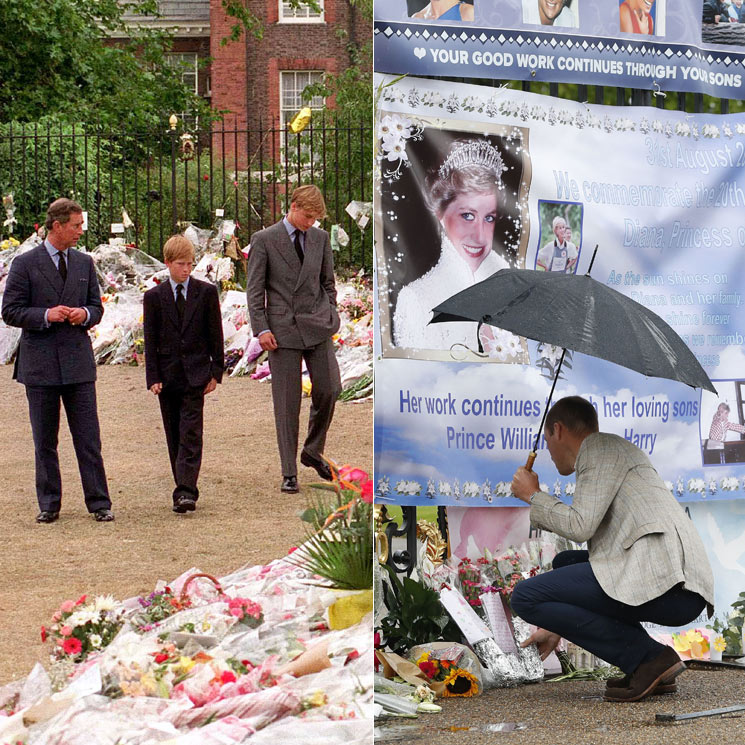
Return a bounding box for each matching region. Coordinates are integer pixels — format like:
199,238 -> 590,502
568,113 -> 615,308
511,550 -> 707,674
158,383 -> 205,503
269,338 -> 342,477
25,382 -> 110,513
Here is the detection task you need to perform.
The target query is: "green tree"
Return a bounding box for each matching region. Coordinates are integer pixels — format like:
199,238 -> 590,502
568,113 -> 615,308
0,0 -> 210,129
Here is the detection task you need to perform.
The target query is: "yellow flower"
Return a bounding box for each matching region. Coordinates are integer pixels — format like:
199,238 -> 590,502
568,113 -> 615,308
672,633 -> 691,653
714,635 -> 726,652
415,652 -> 431,666
685,629 -> 704,644
174,656 -> 196,674
442,667 -> 479,697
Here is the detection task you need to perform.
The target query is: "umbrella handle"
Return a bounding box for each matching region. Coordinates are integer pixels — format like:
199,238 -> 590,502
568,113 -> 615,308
525,451 -> 537,471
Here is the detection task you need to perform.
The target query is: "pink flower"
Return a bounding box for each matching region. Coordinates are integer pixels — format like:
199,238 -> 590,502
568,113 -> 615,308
220,671 -> 236,684
229,608 -> 243,618
60,626 -> 73,637
360,479 -> 373,503
59,600 -> 75,613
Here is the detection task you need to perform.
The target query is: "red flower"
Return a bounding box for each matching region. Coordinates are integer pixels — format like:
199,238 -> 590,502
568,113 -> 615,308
62,637 -> 82,655
345,649 -> 360,664
203,174 -> 209,181
360,479 -> 373,503
153,653 -> 169,664
40,626 -> 47,643
75,594 -> 87,606
418,660 -> 438,679
220,671 -> 237,684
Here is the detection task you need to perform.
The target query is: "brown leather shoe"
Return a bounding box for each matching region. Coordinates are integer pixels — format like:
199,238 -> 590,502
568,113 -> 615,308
605,673 -> 677,694
603,647 -> 685,702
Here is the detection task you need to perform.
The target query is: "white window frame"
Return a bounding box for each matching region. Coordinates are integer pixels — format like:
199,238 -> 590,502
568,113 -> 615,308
278,0 -> 325,23
164,53 -> 200,96
279,70 -> 326,129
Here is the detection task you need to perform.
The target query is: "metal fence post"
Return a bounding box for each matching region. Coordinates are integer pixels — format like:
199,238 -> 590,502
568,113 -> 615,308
169,114 -> 179,234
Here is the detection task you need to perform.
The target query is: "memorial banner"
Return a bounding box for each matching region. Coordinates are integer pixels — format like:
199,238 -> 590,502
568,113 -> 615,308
374,74 -> 745,506
374,0 -> 745,97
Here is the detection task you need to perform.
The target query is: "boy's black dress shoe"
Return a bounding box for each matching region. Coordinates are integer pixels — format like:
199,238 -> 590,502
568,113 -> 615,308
173,496 -> 197,513
36,511 -> 59,524
300,451 -> 332,481
93,508 -> 115,522
281,476 -> 299,493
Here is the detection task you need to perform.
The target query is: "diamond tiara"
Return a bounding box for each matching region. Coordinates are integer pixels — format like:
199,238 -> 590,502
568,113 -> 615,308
438,140 -> 506,182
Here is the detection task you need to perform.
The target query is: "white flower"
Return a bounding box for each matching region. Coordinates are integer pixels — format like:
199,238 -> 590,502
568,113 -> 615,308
94,595 -> 117,612
376,476 -> 390,496
378,114 -> 412,140
664,480 -> 674,493
687,477 -> 706,494
395,479 -> 421,496
723,123 -> 733,138
463,481 -> 480,498
675,122 -> 691,137
565,482 -> 575,496
89,634 -> 102,648
381,132 -> 408,162
495,481 -> 511,497
67,610 -> 97,628
438,481 -> 452,496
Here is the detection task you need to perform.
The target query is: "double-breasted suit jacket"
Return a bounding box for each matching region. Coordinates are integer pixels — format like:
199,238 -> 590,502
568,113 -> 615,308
2,244 -> 102,385
246,221 -> 340,350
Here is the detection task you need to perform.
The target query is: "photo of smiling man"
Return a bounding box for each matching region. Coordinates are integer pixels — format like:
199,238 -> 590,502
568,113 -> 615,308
522,0 -> 578,27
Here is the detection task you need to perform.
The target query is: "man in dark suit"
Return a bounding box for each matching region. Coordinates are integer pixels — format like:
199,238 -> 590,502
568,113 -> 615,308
247,185 -> 342,493
143,235 -> 224,513
1,198 -> 113,523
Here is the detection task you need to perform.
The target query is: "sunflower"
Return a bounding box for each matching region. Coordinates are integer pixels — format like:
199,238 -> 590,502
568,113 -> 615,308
442,667 -> 480,697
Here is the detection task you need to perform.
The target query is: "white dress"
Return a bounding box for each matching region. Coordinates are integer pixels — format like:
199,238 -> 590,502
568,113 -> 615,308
392,234 -> 509,351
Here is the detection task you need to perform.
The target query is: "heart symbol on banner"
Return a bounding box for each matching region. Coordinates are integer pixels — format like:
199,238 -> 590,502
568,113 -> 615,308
414,47 -> 426,59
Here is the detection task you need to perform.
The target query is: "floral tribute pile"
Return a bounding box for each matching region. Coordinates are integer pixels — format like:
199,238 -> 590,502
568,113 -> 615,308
0,558 -> 373,744
0,229 -> 373,401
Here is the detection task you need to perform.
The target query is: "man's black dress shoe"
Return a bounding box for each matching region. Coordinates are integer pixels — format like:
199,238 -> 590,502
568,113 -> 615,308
300,451 -> 333,481
93,508 -> 115,522
281,476 -> 299,493
173,496 -> 197,514
36,510 -> 59,524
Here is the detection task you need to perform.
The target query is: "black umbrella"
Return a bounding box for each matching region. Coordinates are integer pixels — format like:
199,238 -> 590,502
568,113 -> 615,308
430,248 -> 717,468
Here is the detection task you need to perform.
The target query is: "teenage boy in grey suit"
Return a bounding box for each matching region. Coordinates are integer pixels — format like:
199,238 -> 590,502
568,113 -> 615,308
143,235 -> 224,513
510,396 -> 714,702
1,198 -> 113,523
246,185 -> 341,493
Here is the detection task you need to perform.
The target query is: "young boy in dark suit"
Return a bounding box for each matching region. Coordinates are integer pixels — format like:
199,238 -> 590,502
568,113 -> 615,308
143,235 -> 224,513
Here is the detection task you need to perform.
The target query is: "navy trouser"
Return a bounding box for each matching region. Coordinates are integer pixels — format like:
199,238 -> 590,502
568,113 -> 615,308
511,550 -> 706,673
26,382 -> 110,513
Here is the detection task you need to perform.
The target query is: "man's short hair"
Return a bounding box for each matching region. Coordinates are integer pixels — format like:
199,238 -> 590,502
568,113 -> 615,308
163,235 -> 196,263
45,198 -> 83,231
291,185 -> 327,219
545,396 -> 599,436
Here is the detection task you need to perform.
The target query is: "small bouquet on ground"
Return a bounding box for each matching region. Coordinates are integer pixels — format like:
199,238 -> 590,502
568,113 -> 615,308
409,642 -> 482,698
226,597 -> 264,628
132,587 -> 192,632
42,594 -> 123,662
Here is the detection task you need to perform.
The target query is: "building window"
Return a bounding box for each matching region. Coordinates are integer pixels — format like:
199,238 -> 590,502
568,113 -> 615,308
279,71 -> 325,128
278,0 -> 324,23
164,53 -> 200,95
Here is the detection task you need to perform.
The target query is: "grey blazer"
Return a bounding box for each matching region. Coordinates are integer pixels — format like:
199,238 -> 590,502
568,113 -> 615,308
1,245 -> 103,385
530,432 -> 715,610
246,221 -> 339,349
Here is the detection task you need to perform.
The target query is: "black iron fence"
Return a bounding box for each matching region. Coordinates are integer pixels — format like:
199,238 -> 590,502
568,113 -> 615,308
0,116 -> 372,271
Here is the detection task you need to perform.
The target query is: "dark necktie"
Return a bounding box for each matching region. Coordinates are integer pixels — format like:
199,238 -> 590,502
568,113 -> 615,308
176,283 -> 185,325
57,251 -> 67,282
293,230 -> 305,264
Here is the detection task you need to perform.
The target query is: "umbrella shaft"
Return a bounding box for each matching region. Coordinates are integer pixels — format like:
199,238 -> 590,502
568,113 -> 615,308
532,348 -> 567,456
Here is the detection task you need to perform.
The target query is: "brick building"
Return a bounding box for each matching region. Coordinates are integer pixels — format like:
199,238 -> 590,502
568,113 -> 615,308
122,1 -> 368,128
